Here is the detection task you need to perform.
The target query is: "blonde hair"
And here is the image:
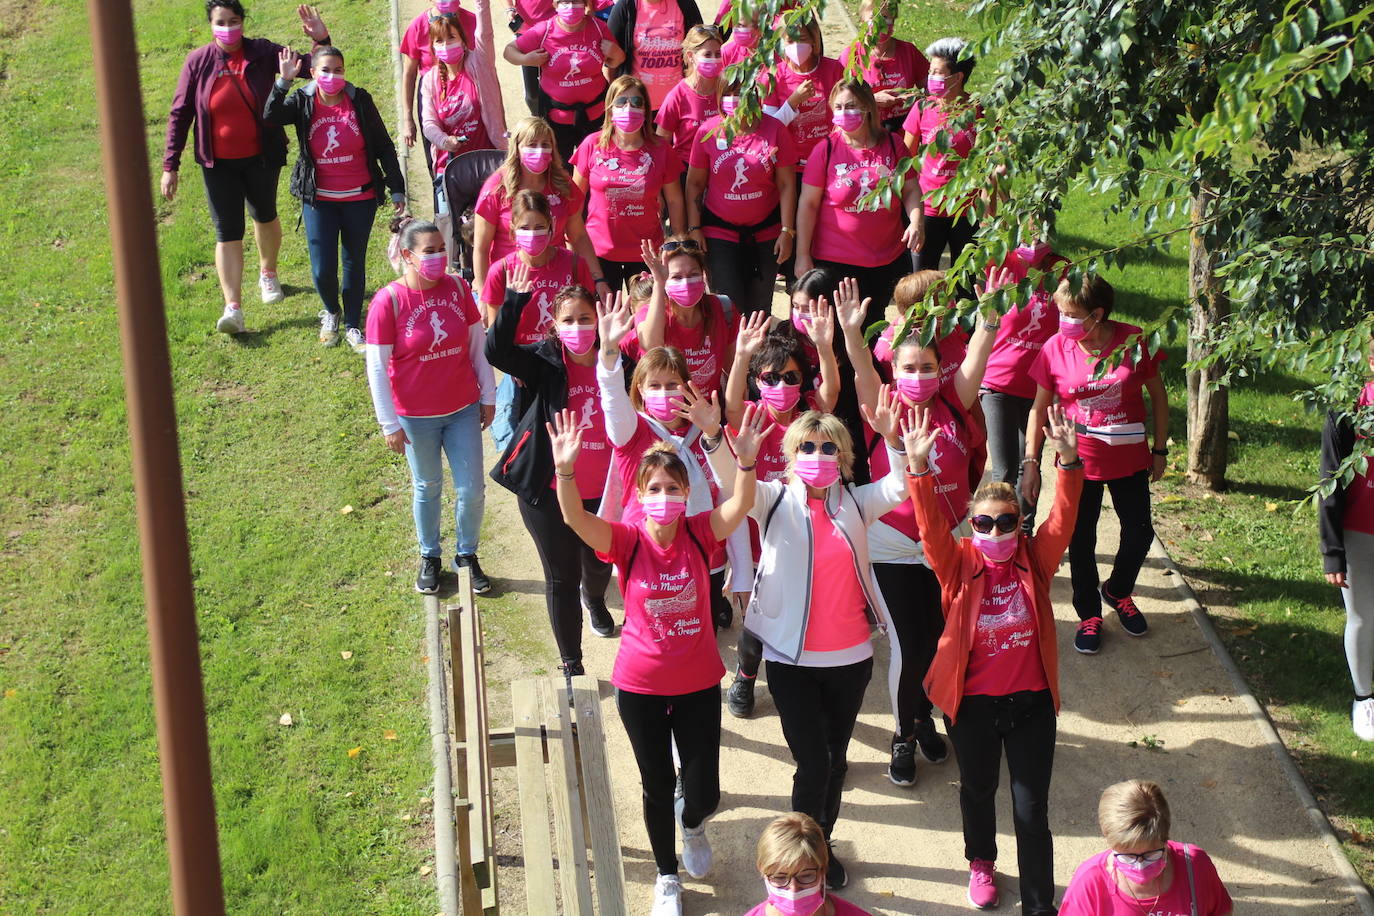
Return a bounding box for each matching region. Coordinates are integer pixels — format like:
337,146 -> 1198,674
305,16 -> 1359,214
635,441 -> 690,493
782,411 -> 855,482
756,813 -> 829,875
970,481 -> 1017,514
628,272 -> 656,305
502,117 -> 572,203
682,24 -> 722,74
828,79 -> 883,143
1098,780 -> 1171,850
629,346 -> 691,413
599,75 -> 659,149
892,270 -> 946,312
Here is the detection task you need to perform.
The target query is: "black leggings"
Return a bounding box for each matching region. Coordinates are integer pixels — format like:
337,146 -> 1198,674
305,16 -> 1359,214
517,495 -> 612,664
1069,469 -> 1154,619
599,259 -> 645,292
706,232 -> 779,318
815,251 -> 911,330
616,685 -> 722,876
917,212 -> 977,271
201,157 -> 281,243
873,562 -> 943,736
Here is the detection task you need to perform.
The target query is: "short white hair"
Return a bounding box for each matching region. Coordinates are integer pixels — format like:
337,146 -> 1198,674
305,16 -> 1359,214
925,37 -> 974,76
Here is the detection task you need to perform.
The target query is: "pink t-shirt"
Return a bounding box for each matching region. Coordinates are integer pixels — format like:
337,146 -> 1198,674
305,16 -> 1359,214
602,513 -> 726,695
571,135 -> 682,261
474,170 -> 586,265
803,497 -> 871,652
612,419 -> 720,533
981,251 -> 1069,399
631,0 -> 686,110
424,67 -> 491,174
481,248 -> 596,344
963,558 -> 1048,697
1345,382 -> 1374,535
515,17 -> 615,118
656,80 -> 721,169
870,393 -> 971,541
902,100 -> 981,217
743,899 -> 874,916
840,39 -> 928,121
401,9 -> 479,73
1028,322 -> 1164,481
309,93 -> 374,202
802,133 -> 914,267
761,56 -> 845,167
561,356 -> 613,499
1060,842 -> 1233,916
689,114 -> 797,240
622,297 -> 736,395
513,0 -> 554,32
365,278 -> 482,416
720,31 -> 757,69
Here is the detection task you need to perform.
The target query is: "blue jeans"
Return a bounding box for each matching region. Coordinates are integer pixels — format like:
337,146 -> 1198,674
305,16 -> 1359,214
397,404 -> 485,558
490,374 -> 518,452
302,196 -> 379,329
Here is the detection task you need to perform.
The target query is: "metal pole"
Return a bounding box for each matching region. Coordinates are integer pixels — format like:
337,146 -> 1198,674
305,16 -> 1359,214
87,2 -> 226,913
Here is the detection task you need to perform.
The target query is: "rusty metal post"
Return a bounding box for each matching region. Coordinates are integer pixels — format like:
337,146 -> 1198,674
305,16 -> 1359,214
87,2 -> 226,912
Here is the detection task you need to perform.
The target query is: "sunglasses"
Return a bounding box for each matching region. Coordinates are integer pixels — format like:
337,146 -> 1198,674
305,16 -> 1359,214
971,512 -> 1019,534
798,441 -> 838,456
765,868 -> 821,889
1112,848 -> 1167,866
695,24 -> 724,38
660,238 -> 703,253
759,370 -> 802,386
612,96 -> 647,109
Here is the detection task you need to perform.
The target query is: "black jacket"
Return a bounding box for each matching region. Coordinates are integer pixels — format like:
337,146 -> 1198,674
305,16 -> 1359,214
606,0 -> 703,80
1320,408 -> 1358,573
486,288 -> 633,506
263,80 -> 405,206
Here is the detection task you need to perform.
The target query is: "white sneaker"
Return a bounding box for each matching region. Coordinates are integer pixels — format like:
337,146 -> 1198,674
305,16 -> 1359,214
1354,697 -> 1374,742
650,874 -> 683,916
216,304 -> 245,334
319,309 -> 340,347
345,327 -> 365,354
675,795 -> 712,879
259,272 -> 284,304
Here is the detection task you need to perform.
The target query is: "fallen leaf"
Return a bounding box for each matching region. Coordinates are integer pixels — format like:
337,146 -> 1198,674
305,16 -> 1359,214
421,655 -> 430,664
878,889 -> 895,898
1200,532 -> 1214,542
3,688 -> 15,699
340,505 -> 354,515
1201,779 -> 1217,789
1152,670 -> 1173,679
340,650 -> 353,660
383,729 -> 398,740
420,865 -> 433,877
1232,625 -> 1257,636
1227,430 -> 1240,441
1265,502 -> 1278,512
348,746 -> 362,758
1351,829 -> 1367,844
279,712 -> 294,727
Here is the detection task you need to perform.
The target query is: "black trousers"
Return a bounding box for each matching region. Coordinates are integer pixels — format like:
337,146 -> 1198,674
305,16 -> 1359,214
600,258 -> 644,292
946,690 -> 1057,916
616,685 -> 722,876
873,562 -> 943,735
979,388 -> 1038,530
736,628 -> 763,678
517,495 -> 612,664
707,233 -> 779,318
815,251 -> 911,331
1069,469 -> 1154,620
766,657 -> 873,837
917,212 -> 977,271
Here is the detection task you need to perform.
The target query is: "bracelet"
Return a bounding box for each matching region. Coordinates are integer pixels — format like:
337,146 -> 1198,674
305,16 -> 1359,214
983,320 -> 1000,331
594,276 -> 607,285
906,467 -> 932,478
780,227 -> 797,236
1021,457 -> 1040,466
1057,457 -> 1084,470
555,471 -> 576,480
1151,448 -> 1168,457
737,462 -> 756,473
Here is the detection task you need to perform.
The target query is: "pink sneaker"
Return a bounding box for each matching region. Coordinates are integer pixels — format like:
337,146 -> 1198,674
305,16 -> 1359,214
968,859 -> 998,909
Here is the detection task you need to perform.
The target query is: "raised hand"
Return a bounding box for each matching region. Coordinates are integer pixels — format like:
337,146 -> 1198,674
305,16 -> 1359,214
859,384 -> 902,447
640,238 -> 669,283
1043,402 -> 1078,464
297,4 -> 328,41
278,47 -> 302,80
726,402 -> 775,466
833,277 -> 871,336
977,263 -> 1015,298
901,403 -> 939,471
597,291 -> 635,352
735,310 -> 770,360
676,383 -> 722,435
807,301 -> 835,350
547,408 -> 583,473
508,260 -> 533,295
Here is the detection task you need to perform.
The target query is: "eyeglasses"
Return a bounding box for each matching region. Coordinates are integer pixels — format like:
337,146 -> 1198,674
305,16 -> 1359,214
759,370 -> 802,386
660,238 -> 703,253
612,96 -> 647,109
1111,848 -> 1167,866
797,441 -> 838,456
970,512 -> 1019,534
765,869 -> 821,889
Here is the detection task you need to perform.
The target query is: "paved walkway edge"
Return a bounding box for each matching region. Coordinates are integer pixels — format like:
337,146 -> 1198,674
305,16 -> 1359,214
1149,536 -> 1374,913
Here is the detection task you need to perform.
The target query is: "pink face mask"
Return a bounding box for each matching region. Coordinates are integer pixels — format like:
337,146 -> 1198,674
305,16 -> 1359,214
642,493 -> 688,525
414,252 -> 448,281
520,146 -> 552,174
435,0 -> 462,11
642,389 -> 683,423
558,323 -> 597,355
696,57 -> 723,78
973,529 -> 1017,564
927,75 -> 948,96
783,42 -> 812,67
764,881 -> 825,916
611,106 -> 646,132
794,453 -> 840,488
1017,242 -> 1051,264
722,95 -> 740,116
832,109 -> 864,132
732,25 -> 756,44
895,370 -> 941,404
212,25 -> 243,45
790,312 -> 811,335
1058,314 -> 1090,341
1115,854 -> 1168,886
514,228 -> 550,256
665,276 -> 706,308
315,72 -> 345,95
757,380 -> 801,413
555,3 -> 586,24
433,42 -> 466,65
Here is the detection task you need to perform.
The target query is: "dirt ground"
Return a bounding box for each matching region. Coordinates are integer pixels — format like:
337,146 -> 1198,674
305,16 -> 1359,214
396,0 -> 1368,910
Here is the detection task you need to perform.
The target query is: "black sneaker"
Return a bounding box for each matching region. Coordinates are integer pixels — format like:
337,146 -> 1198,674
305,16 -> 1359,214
726,673 -> 756,718
1074,616 -> 1103,654
888,734 -> 917,787
415,555 -> 442,594
558,658 -> 585,677
1101,584 -> 1149,636
453,554 -> 491,594
912,717 -> 949,764
584,592 -> 617,637
825,843 -> 848,889
712,593 -> 733,630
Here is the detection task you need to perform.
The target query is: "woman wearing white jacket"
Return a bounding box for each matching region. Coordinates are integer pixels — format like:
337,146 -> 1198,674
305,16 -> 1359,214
707,391 -> 916,891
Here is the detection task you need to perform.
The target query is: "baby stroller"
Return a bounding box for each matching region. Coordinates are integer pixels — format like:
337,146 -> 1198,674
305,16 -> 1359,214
441,149 -> 506,281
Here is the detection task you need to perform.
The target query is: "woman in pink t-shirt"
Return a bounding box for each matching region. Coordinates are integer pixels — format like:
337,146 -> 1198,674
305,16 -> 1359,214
363,222 -> 496,595
1061,780 -> 1234,916
606,0 -> 704,113
551,402 -> 764,914
571,76 -> 687,290
743,813 -> 878,916
841,0 -> 928,132
719,4 -> 759,68
420,14 -> 500,180
479,189 -> 595,331
686,80 -> 799,318
1023,274 -> 1169,655
761,19 -> 845,171
655,25 -> 724,171
796,80 -> 921,329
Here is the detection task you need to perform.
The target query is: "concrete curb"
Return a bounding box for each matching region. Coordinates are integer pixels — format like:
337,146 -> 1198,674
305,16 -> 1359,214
423,594 -> 461,916
1150,536 -> 1374,914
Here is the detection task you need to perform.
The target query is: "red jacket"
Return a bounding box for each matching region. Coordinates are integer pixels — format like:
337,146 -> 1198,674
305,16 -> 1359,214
909,464 -> 1083,724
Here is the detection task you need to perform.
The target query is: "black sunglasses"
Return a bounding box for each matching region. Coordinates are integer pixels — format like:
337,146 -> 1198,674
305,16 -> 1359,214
660,238 -> 703,253
971,513 -> 1019,534
798,441 -> 838,456
759,370 -> 802,386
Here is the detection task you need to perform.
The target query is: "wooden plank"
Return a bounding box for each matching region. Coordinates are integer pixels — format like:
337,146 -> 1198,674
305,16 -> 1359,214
539,677 -> 595,916
570,676 -> 627,915
458,570 -> 499,906
511,679 -> 558,915
444,594 -> 485,916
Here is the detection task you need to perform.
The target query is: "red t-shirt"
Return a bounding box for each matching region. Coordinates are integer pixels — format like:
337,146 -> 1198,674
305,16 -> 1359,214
515,17 -> 615,120
424,67 -> 491,174
561,356 -> 613,499
474,169 -> 586,265
1060,842 -> 1233,916
1346,382 -> 1374,536
208,49 -> 262,160
902,99 -> 981,217
761,56 -> 845,167
689,114 -> 797,240
481,248 -> 596,344
802,133 -> 914,267
571,135 -> 682,261
962,558 -> 1048,697
400,8 -> 479,73
622,296 -> 736,396
309,92 -> 374,202
631,0 -> 686,110
365,277 -> 482,416
981,250 -> 1069,399
656,80 -> 721,169
1028,322 -> 1164,481
840,39 -> 928,122
803,497 -> 871,652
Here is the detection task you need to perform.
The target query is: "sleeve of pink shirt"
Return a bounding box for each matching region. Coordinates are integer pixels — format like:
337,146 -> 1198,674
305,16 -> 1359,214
474,172 -> 504,224
573,253 -> 595,289
801,144 -> 827,188
1026,344 -> 1053,393
688,126 -> 710,170
514,21 -> 545,54
480,257 -> 507,307
900,103 -> 922,137
597,520 -> 637,566
660,142 -> 683,181
775,124 -> 799,167
365,285 -> 398,346
570,133 -> 593,176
